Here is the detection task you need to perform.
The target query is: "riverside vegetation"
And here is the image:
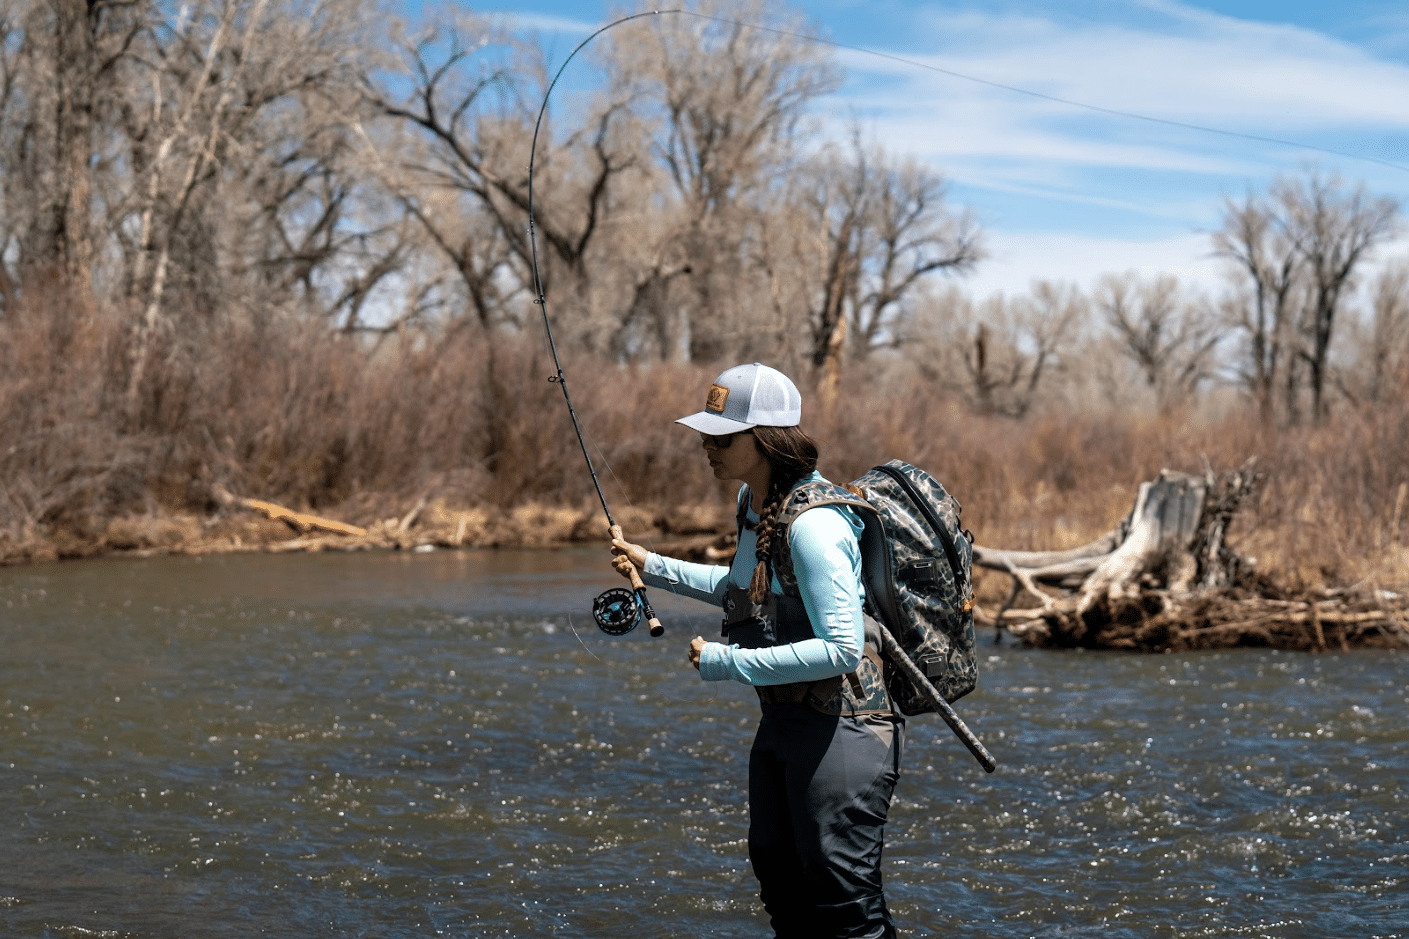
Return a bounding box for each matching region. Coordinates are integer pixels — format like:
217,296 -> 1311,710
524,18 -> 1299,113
3,295 -> 1407,648
1,0 -> 1406,648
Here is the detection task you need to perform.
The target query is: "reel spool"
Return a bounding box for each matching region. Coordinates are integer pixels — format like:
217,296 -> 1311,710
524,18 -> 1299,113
593,587 -> 641,636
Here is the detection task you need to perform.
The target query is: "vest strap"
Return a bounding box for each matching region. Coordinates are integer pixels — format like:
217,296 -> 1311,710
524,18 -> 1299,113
753,640 -> 891,716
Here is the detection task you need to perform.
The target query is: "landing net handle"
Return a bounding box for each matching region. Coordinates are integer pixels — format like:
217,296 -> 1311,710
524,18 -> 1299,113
876,625 -> 996,773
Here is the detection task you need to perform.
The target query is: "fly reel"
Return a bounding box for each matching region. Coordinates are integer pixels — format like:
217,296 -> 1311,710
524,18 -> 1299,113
592,587 -> 641,636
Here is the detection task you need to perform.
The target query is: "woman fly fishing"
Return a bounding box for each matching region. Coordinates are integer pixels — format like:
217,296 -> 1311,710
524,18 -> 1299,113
611,363 -> 903,939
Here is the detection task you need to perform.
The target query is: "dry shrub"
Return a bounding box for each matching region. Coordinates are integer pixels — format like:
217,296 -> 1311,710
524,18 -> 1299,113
1,288 -> 1405,588
1238,403 -> 1409,587
103,514 -> 203,552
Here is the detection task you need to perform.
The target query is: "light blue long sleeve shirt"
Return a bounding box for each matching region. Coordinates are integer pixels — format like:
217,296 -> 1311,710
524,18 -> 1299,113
642,472 -> 867,686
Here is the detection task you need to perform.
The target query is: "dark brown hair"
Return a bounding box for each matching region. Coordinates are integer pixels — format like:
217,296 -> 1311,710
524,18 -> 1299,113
747,425 -> 820,603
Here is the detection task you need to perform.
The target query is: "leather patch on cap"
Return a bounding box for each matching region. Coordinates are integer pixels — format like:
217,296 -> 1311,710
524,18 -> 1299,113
705,383 -> 729,413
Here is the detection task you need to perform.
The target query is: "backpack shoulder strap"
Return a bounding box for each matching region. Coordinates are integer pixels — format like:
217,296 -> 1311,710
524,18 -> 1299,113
773,480 -> 879,598
734,485 -> 752,535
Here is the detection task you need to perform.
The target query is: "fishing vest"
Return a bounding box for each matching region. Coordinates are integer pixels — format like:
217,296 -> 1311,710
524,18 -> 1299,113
722,482 -> 891,717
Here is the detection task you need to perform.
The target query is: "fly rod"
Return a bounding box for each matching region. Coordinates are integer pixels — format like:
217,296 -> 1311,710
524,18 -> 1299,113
526,12 -> 666,638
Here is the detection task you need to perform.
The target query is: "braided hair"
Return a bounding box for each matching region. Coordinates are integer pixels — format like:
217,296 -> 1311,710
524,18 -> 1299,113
747,425 -> 820,604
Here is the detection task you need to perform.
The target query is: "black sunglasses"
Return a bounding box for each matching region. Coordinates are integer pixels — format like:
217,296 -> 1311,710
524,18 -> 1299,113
699,429 -> 753,449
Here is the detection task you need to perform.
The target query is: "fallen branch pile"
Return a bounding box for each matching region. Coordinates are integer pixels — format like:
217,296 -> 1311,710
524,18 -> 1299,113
974,463 -> 1409,652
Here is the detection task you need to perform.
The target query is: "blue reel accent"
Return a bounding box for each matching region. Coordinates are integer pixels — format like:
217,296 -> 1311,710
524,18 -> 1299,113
593,587 -> 640,636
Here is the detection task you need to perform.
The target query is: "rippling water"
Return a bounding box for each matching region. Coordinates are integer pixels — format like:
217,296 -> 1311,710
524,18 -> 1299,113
2,550 -> 1405,938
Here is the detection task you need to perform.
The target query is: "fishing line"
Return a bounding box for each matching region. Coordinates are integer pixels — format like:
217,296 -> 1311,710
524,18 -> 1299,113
565,613 -> 607,664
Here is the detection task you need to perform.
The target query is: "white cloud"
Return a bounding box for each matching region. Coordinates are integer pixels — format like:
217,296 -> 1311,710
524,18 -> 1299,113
832,1 -> 1409,181
812,0 -> 1409,301
890,3 -> 1409,128
483,11 -> 599,36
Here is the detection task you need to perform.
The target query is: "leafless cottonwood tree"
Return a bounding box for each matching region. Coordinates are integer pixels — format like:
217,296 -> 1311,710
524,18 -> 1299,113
1340,259 -> 1409,407
369,0 -> 929,371
1214,191 -> 1302,425
602,0 -> 839,363
906,280 -> 1084,418
364,15 -> 656,347
0,9 -> 24,313
1094,272 -> 1221,410
773,132 -> 982,399
1280,174 -> 1400,422
0,0 -> 393,415
0,0 -> 148,311
1216,170 -> 1400,426
115,0 -> 382,421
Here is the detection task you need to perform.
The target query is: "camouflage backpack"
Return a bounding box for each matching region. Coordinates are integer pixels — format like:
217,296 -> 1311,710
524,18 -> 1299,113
774,460 -> 978,715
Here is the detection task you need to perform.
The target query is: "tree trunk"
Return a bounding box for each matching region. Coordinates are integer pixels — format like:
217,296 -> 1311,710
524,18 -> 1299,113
44,0 -> 99,310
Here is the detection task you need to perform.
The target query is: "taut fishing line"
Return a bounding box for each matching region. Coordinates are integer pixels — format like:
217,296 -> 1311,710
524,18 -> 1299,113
527,7 -> 1408,640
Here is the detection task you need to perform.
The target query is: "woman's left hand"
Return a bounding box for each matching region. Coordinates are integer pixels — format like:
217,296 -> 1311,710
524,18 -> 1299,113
688,635 -> 707,671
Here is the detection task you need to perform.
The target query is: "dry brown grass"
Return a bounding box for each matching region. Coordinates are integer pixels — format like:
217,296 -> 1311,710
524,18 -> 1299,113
1,289 -> 1405,590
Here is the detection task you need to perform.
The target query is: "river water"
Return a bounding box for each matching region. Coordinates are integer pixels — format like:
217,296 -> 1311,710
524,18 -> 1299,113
1,549 -> 1405,938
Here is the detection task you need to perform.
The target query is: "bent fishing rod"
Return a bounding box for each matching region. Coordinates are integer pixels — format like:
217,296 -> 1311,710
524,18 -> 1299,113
527,12 -> 667,639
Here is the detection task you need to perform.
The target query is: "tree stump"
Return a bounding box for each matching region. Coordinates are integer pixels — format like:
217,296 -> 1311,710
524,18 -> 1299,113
973,462 -> 1409,651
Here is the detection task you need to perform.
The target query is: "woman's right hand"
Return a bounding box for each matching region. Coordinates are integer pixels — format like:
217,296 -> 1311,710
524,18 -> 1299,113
610,535 -> 648,580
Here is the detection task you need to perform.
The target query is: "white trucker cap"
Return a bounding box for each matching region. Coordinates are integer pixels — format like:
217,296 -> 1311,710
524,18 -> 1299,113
675,363 -> 802,435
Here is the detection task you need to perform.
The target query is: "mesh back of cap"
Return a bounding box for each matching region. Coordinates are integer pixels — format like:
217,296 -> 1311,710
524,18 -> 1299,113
754,374 -> 788,413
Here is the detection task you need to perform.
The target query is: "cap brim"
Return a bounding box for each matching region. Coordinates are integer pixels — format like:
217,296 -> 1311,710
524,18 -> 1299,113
675,411 -> 754,435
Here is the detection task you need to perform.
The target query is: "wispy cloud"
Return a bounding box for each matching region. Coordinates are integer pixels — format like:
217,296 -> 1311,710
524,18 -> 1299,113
479,11 -> 599,36
1357,8 -> 1409,59
837,2 -> 1409,151
809,0 -> 1409,295
826,1 -> 1409,241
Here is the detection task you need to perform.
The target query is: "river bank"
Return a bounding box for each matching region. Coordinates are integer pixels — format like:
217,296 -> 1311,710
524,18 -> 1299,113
7,493 -> 1406,653
0,497 -> 735,567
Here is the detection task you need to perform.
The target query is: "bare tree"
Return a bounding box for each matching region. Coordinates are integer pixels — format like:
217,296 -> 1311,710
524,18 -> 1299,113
604,0 -> 839,362
117,0 -> 379,420
0,0 -> 393,338
1,0 -> 148,310
1339,259 -> 1409,406
1216,171 -> 1400,425
1276,173 -> 1399,423
1214,191 -> 1302,425
1095,272 -> 1221,409
1367,260 -> 1409,401
0,7 -> 22,312
364,19 -> 645,342
757,131 -> 981,399
907,281 -> 1083,418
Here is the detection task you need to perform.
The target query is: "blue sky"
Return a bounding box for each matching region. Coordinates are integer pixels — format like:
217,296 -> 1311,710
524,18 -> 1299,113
469,0 -> 1409,299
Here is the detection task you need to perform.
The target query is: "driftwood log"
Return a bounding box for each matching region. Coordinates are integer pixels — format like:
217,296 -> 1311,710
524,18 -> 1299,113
975,463 -> 1409,652
212,484 -> 368,538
